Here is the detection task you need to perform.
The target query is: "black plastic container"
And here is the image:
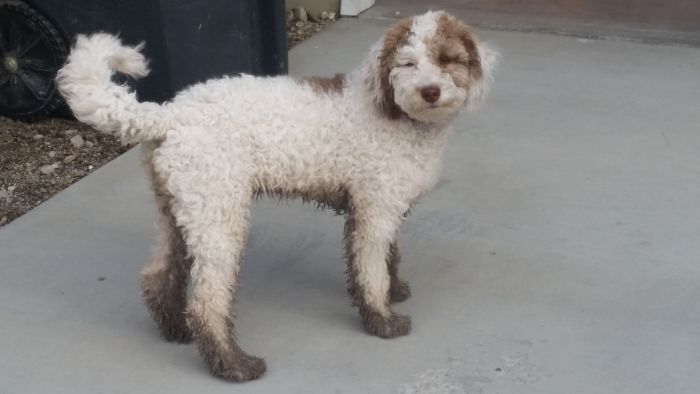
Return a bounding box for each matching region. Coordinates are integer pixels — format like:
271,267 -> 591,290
0,0 -> 288,120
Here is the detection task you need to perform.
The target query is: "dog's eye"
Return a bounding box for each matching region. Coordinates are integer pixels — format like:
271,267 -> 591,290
399,62 -> 415,68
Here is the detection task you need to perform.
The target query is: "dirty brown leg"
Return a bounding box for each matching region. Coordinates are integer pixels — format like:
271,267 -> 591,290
140,146 -> 193,343
344,203 -> 411,338
158,151 -> 265,382
180,193 -> 266,382
387,240 -> 411,303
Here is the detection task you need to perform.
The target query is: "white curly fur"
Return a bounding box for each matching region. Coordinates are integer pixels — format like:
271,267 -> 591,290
56,10 -> 496,381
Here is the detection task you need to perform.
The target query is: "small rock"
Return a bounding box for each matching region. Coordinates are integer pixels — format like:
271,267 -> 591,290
307,11 -> 320,22
33,134 -> 44,140
85,140 -> 94,148
70,135 -> 84,148
63,154 -> 78,164
295,21 -> 305,28
7,185 -> 16,191
39,163 -> 60,175
320,11 -> 329,20
292,6 -> 308,22
64,128 -> 77,135
48,151 -> 57,158
88,165 -> 94,170
328,12 -> 337,20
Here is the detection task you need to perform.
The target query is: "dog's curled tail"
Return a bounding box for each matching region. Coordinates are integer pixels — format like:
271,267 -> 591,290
57,33 -> 165,144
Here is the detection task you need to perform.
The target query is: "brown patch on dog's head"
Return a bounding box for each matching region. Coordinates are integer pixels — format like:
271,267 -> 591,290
300,73 -> 346,95
431,14 -> 483,88
365,12 -> 496,121
375,17 -> 414,119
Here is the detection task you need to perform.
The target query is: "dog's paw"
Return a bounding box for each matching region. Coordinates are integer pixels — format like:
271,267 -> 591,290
207,351 -> 267,382
200,343 -> 267,382
226,353 -> 267,382
390,279 -> 412,303
362,311 -> 412,338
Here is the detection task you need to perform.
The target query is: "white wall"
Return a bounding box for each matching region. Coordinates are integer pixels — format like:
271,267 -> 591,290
340,0 -> 375,16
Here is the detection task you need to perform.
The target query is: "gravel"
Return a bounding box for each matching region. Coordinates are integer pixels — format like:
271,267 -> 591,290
70,135 -> 85,148
287,7 -> 336,48
0,13 -> 336,227
0,117 -> 133,226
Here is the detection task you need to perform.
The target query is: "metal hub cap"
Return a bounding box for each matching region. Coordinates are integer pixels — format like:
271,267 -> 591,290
3,56 -> 18,73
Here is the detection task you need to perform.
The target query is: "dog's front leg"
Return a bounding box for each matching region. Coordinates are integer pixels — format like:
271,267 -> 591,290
344,205 -> 411,338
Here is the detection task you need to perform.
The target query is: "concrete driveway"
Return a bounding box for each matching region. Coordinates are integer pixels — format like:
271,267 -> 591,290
1,2 -> 699,393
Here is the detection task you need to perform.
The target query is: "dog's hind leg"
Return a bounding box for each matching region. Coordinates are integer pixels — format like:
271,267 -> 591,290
162,161 -> 265,382
182,191 -> 265,381
387,239 -> 411,303
345,200 -> 412,338
140,144 -> 193,343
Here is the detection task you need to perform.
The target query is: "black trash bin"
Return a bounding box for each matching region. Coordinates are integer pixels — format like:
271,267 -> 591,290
0,0 -> 288,121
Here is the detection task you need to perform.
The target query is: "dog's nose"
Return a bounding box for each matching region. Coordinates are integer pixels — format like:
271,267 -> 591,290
420,85 -> 441,103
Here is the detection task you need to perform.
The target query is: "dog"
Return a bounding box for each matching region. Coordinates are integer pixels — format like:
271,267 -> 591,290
56,10 -> 497,382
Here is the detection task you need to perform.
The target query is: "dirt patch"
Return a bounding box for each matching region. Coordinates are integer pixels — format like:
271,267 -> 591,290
0,17 -> 336,227
0,117 -> 132,225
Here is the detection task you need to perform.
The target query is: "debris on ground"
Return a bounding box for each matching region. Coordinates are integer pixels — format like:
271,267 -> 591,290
0,117 -> 132,226
287,6 -> 337,48
70,135 -> 85,149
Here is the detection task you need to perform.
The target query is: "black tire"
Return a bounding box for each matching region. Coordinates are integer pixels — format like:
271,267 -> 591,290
0,2 -> 68,122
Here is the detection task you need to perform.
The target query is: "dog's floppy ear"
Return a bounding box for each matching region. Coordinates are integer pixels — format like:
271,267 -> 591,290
467,41 -> 499,107
435,13 -> 498,108
363,17 -> 413,119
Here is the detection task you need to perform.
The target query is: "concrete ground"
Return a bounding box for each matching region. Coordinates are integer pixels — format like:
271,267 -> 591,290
2,2 -> 700,393
366,0 -> 700,47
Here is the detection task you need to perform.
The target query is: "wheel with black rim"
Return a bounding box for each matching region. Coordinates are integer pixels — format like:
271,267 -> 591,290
0,2 -> 67,121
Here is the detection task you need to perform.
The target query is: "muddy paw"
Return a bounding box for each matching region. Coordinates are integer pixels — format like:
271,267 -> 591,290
390,279 -> 412,303
362,311 -> 412,338
227,353 -> 267,382
207,351 -> 267,382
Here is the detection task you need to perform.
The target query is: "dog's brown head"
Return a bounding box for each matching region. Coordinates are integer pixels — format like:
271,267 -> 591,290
364,11 -> 497,123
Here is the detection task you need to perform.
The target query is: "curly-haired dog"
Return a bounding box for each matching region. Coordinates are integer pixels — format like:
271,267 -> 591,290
57,10 -> 497,382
